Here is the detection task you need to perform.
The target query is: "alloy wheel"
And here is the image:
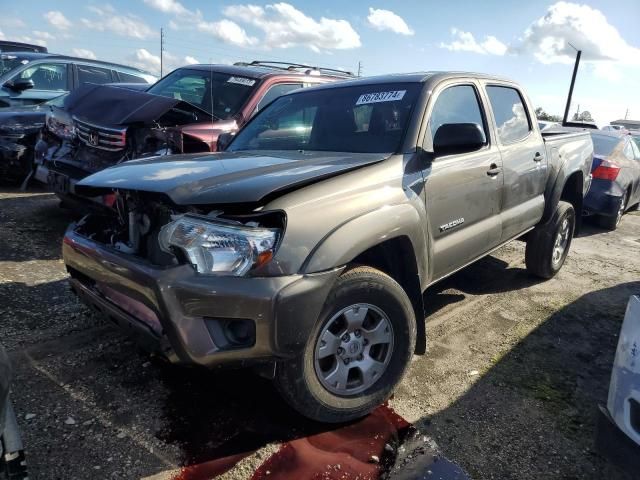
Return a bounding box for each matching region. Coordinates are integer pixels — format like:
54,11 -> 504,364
314,303 -> 394,396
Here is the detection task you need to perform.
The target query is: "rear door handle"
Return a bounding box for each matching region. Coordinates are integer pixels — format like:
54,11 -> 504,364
533,152 -> 544,162
487,164 -> 501,177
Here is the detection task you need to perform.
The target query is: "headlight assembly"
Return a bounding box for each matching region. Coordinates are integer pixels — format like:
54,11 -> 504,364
159,215 -> 280,276
45,107 -> 75,140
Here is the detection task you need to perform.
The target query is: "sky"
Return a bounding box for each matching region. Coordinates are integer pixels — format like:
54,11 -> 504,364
1,0 -> 638,125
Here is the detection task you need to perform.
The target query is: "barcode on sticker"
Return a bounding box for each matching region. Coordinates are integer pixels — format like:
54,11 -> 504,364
356,90 -> 406,105
227,76 -> 256,86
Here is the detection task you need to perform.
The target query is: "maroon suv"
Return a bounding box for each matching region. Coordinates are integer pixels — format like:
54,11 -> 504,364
34,61 -> 352,203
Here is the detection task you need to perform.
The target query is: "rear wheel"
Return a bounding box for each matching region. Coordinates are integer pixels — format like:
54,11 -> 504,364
596,190 -> 627,231
525,201 -> 575,279
274,266 -> 416,423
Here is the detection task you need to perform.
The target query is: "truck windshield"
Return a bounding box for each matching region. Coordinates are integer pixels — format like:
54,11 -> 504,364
146,68 -> 258,120
228,83 -> 421,154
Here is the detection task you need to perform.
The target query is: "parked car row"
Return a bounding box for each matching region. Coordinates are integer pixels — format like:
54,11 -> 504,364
33,61 -> 353,207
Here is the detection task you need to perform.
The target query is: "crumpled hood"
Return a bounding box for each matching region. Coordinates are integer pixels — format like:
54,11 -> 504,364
61,84 -> 213,126
76,150 -> 388,205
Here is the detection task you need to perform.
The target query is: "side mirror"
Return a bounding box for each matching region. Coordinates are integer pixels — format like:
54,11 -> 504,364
5,78 -> 35,91
433,123 -> 486,156
216,132 -> 235,151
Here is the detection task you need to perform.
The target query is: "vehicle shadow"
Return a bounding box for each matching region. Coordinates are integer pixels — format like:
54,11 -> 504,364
423,253 -> 539,317
413,281 -> 640,480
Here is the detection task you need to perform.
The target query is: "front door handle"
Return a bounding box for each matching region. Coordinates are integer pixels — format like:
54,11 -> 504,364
487,164 -> 501,177
533,152 -> 544,162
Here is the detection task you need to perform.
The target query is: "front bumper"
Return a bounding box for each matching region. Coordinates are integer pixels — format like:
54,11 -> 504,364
583,178 -> 625,217
63,227 -> 340,368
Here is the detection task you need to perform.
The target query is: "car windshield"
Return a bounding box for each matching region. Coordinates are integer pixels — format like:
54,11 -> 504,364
0,54 -> 30,76
146,68 -> 258,119
591,133 -> 621,157
228,83 -> 421,154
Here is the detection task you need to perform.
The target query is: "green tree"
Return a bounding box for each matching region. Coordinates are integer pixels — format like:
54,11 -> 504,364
572,110 -> 594,122
535,107 -> 561,122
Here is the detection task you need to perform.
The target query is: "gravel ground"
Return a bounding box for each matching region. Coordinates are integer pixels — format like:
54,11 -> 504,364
1,186 -> 638,479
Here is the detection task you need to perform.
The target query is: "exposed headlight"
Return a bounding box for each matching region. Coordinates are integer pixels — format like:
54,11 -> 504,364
159,215 -> 280,276
45,107 -> 75,140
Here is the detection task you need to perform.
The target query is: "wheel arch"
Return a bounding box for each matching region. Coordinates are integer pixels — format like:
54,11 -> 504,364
301,203 -> 428,355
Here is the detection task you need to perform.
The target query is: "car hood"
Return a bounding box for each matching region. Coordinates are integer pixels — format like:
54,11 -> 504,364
0,104 -> 47,133
61,84 -> 214,127
76,150 -> 389,205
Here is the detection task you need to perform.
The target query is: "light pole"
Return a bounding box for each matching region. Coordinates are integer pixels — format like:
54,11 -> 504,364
562,43 -> 581,125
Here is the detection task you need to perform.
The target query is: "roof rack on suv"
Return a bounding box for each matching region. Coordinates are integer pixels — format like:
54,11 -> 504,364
233,60 -> 354,78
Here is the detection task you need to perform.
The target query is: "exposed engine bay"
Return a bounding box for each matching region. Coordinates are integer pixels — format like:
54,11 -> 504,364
74,190 -> 284,270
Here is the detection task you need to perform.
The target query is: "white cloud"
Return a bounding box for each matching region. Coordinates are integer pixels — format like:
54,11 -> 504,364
144,0 -> 188,15
518,2 -> 640,65
128,48 -> 161,74
197,19 -> 258,48
143,0 -> 201,22
44,11 -> 72,31
9,35 -> 47,47
127,49 -> 201,75
33,31 -> 55,41
223,3 -> 361,52
366,8 -> 413,36
0,18 -> 26,29
81,6 -> 154,39
440,28 -> 507,55
0,30 -> 6,41
72,48 -> 97,60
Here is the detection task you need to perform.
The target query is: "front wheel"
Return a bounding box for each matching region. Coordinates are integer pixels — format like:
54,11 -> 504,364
274,266 -> 416,423
525,201 -> 575,279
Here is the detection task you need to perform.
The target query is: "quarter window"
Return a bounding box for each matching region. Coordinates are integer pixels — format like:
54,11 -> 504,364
117,71 -> 148,84
77,65 -> 112,85
486,86 -> 531,143
257,83 -> 303,111
15,63 -> 67,91
429,85 -> 487,144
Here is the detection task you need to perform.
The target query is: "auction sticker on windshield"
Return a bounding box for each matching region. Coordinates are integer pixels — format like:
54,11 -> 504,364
356,90 -> 406,105
227,76 -> 256,86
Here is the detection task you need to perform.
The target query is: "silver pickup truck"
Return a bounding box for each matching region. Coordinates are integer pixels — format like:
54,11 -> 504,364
62,72 -> 593,422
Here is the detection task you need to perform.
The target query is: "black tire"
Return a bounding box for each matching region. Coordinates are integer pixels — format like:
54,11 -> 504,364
274,266 -> 416,423
525,201 -> 575,279
596,190 -> 627,231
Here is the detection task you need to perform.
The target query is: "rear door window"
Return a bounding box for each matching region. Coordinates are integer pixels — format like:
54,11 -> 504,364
429,85 -> 487,144
77,65 -> 112,85
486,86 -> 531,144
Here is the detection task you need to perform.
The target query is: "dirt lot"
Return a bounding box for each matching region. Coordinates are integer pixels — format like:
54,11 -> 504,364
1,187 -> 639,480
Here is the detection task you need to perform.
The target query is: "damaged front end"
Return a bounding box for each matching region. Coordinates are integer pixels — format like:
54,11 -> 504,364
64,189 -> 291,365
72,189 -> 285,274
0,110 -> 45,183
35,84 -> 221,200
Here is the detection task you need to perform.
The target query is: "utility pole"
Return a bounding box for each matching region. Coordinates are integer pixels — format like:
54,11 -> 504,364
160,27 -> 164,78
357,61 -> 362,77
562,48 -> 581,125
625,108 -> 629,120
